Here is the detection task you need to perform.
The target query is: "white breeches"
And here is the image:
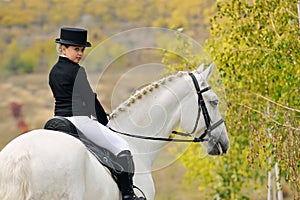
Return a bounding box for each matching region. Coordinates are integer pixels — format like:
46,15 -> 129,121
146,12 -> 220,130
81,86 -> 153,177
64,116 -> 130,155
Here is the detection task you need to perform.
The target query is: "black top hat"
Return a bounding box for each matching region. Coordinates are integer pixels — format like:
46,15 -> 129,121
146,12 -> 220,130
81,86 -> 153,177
55,27 -> 92,47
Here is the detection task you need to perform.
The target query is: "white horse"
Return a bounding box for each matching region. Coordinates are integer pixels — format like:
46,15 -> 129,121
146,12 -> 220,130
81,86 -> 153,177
0,63 -> 229,200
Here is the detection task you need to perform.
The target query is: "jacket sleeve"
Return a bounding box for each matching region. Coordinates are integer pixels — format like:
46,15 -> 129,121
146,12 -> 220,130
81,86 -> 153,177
94,93 -> 109,126
75,67 -> 108,126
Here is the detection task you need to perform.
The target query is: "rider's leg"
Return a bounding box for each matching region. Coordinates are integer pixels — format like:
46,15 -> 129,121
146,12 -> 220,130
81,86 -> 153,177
117,150 -> 145,200
117,150 -> 135,199
66,116 -> 145,200
66,116 -> 129,155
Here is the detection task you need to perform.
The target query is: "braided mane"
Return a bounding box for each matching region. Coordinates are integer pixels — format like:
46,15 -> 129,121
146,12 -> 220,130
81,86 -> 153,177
110,71 -> 188,119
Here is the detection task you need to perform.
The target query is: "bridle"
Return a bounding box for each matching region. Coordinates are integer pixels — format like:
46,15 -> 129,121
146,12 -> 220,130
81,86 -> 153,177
109,72 -> 224,143
171,73 -> 224,142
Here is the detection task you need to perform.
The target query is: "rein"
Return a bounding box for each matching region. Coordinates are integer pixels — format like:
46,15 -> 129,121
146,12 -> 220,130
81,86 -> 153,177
109,72 -> 224,143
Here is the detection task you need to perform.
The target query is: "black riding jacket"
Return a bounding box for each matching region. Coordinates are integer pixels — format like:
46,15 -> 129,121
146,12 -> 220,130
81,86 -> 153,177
49,56 -> 108,126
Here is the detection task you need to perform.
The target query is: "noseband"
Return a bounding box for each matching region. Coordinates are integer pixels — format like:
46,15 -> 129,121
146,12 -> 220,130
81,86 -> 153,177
109,72 -> 224,143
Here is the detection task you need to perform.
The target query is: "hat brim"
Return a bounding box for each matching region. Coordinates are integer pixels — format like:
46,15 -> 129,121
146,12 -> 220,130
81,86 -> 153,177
55,38 -> 92,47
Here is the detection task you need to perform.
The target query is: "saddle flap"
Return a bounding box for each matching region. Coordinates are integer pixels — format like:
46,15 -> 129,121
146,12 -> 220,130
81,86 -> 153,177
43,117 -> 121,185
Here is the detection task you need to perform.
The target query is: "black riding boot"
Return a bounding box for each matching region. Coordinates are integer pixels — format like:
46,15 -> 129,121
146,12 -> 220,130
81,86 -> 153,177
117,150 -> 146,200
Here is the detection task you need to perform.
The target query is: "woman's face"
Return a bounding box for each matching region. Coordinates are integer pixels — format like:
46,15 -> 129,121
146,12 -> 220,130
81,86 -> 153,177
62,45 -> 85,63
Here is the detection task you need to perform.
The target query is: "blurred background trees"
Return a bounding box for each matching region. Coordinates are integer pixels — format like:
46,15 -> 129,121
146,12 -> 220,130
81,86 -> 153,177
0,0 -> 214,75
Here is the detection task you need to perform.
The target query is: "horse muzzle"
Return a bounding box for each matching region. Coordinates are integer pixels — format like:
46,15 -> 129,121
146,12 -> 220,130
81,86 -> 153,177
206,133 -> 229,156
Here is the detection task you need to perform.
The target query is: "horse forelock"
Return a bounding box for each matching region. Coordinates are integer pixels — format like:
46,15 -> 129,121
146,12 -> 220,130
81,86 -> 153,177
110,71 -> 188,119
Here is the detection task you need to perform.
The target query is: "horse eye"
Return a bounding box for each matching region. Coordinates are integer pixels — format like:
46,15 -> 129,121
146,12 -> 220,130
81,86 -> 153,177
210,99 -> 218,106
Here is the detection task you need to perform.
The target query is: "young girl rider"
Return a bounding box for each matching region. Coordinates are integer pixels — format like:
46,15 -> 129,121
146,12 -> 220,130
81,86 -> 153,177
49,27 -> 145,200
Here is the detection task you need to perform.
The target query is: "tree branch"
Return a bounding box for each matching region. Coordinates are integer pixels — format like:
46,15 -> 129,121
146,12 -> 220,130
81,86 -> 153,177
238,103 -> 300,131
254,93 -> 300,113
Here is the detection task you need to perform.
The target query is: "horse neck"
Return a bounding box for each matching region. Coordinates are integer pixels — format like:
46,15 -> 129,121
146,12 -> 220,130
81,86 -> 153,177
110,72 -> 191,165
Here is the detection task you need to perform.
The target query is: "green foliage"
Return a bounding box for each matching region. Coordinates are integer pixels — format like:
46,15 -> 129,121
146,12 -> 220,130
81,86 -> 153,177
205,0 -> 299,198
17,51 -> 37,73
163,0 -> 299,199
161,29 -> 212,74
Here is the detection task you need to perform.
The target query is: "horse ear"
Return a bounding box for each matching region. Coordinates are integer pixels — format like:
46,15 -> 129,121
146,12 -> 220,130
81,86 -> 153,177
202,62 -> 214,80
195,63 -> 204,73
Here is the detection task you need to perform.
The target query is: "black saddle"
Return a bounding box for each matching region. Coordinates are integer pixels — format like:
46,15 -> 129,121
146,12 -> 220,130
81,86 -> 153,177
44,117 -> 122,184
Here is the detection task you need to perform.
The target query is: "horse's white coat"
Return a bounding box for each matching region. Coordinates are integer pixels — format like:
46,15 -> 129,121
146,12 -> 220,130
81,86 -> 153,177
0,64 -> 229,200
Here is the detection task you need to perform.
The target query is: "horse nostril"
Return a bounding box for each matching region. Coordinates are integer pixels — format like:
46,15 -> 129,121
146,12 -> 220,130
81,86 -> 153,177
222,143 -> 229,155
217,142 -> 228,155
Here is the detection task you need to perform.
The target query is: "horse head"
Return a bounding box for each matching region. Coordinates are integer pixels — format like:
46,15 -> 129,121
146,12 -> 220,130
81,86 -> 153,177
179,63 -> 229,155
